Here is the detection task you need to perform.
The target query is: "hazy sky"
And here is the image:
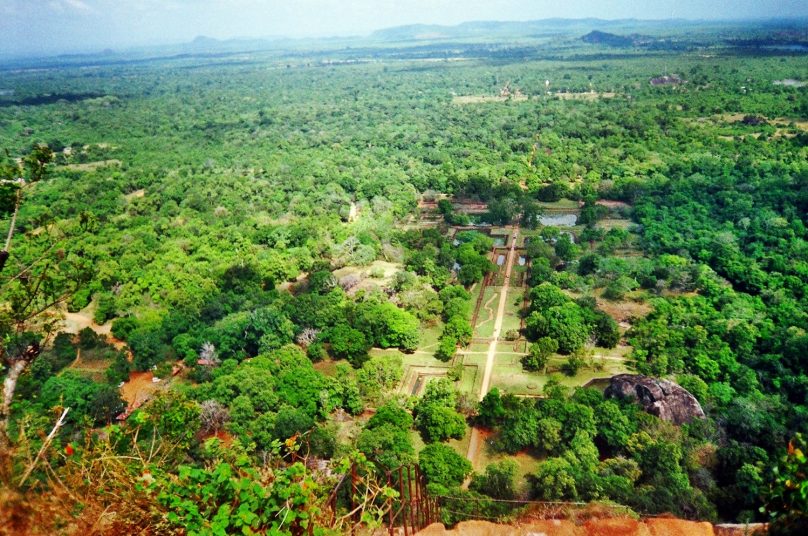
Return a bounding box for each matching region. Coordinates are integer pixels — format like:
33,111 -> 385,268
1,0 -> 806,57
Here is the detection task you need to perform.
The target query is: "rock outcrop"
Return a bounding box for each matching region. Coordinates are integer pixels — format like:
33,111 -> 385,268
605,374 -> 705,425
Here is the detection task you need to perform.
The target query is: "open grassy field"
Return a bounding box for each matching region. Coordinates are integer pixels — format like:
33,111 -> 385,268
537,199 -> 581,211
452,94 -> 530,105
332,260 -> 403,294
68,353 -> 110,382
598,218 -> 634,230
489,345 -> 632,396
471,431 -> 544,493
500,287 -> 524,335
457,353 -> 487,395
473,286 -> 500,339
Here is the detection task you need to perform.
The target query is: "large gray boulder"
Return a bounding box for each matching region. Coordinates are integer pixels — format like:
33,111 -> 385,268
605,374 -> 705,425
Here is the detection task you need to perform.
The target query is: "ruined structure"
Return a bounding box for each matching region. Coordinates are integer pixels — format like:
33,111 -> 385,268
605,374 -> 705,425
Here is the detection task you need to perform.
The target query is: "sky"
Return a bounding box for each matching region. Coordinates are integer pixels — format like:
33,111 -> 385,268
1,0 -> 806,57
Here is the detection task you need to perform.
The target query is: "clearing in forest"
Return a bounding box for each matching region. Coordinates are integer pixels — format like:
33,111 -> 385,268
452,95 -> 530,105
553,91 -> 617,100
63,159 -> 122,172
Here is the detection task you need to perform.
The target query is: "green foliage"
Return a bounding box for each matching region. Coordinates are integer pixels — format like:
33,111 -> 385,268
326,324 -> 370,367
529,282 -> 570,311
561,348 -> 588,376
357,423 -> 415,471
554,234 -> 577,262
764,435 -> 808,533
526,302 -> 590,354
522,337 -> 558,372
128,328 -> 166,371
3,27 -> 808,528
43,332 -> 78,372
533,457 -> 578,500
592,311 -> 620,348
155,452 -> 326,534
145,391 -> 202,449
416,403 -> 466,443
535,417 -> 563,453
442,316 -> 472,346
273,405 -> 315,442
307,341 -> 326,362
413,379 -> 465,442
470,460 -> 519,500
477,388 -> 506,428
356,355 -> 403,401
434,335 -> 457,362
368,402 -> 413,431
354,301 -> 420,352
357,398 -> 415,471
111,316 -> 139,341
105,351 -> 132,384
93,292 -> 117,324
77,327 -> 101,350
39,371 -> 125,426
454,241 -> 495,286
419,443 -> 472,487
595,401 -> 636,451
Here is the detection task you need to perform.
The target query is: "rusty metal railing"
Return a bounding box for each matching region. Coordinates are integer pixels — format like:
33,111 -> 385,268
326,463 -> 440,535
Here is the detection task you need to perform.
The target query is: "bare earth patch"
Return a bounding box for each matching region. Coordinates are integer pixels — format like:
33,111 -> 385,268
417,517 -> 716,535
125,188 -> 146,200
595,200 -> 631,209
63,159 -> 122,172
333,260 -> 402,293
452,95 -> 530,104
594,291 -> 652,325
120,371 -> 161,409
598,218 -> 633,230
554,91 -> 617,101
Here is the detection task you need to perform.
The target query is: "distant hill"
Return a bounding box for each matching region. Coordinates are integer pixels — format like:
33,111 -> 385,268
370,18 -> 642,41
190,35 -> 220,47
581,30 -> 635,47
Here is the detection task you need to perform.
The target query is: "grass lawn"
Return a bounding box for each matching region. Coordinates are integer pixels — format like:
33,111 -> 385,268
474,287 -> 500,339
456,362 -> 480,394
468,281 -> 485,310
331,413 -> 363,446
489,351 -> 544,395
489,346 -> 632,396
333,260 -> 402,294
69,356 -> 110,382
500,287 -> 524,335
417,321 -> 444,352
472,433 -> 543,494
466,342 -> 491,353
458,353 -> 487,395
313,359 -> 342,377
537,199 -> 580,210
598,218 -> 633,230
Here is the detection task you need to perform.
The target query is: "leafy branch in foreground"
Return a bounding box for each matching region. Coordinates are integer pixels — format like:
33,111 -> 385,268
0,145 -> 92,449
764,434 -> 808,536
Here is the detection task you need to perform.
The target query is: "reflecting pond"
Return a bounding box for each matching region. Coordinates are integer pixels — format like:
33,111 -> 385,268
539,213 -> 578,227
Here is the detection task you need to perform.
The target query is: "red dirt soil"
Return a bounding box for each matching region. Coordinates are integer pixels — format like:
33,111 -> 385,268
119,371 -> 159,408
417,518 -> 722,536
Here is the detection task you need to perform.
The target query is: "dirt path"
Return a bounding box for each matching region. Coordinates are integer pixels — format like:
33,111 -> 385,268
468,226 -> 518,463
475,291 -> 499,329
63,310 -> 112,336
63,308 -> 128,350
478,226 -> 518,400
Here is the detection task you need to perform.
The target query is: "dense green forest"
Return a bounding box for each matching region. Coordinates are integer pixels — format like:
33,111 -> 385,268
0,20 -> 806,535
